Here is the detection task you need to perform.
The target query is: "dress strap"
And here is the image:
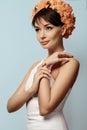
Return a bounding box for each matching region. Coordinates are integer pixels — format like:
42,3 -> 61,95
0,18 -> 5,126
25,59 -> 44,91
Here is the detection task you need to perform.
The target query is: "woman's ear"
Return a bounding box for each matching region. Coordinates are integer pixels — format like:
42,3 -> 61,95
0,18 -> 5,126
61,26 -> 66,36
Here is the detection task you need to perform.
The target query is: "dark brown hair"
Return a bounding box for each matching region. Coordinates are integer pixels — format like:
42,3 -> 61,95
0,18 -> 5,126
32,8 -> 64,27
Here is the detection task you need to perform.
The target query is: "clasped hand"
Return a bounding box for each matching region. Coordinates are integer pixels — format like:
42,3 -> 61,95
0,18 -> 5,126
42,51 -> 73,67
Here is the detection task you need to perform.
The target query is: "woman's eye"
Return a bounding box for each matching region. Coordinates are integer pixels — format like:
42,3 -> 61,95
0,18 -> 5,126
46,26 -> 53,30
35,28 -> 40,32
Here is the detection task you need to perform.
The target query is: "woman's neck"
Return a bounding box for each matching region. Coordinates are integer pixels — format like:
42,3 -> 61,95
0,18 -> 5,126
48,40 -> 65,56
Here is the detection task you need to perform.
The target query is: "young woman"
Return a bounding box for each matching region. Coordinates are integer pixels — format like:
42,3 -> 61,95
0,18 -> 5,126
7,0 -> 80,130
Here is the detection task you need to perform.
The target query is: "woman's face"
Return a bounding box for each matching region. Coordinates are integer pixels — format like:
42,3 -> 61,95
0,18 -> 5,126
34,17 -> 63,50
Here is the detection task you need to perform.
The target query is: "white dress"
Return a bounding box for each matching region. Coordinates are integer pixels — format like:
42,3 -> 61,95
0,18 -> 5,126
25,60 -> 71,130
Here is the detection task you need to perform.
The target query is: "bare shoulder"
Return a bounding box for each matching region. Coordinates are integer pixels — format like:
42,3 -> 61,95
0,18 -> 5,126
69,57 -> 80,65
59,57 -> 80,85
61,57 -> 80,71
67,57 -> 80,70
59,57 -> 80,78
54,57 -> 80,89
67,57 -> 80,76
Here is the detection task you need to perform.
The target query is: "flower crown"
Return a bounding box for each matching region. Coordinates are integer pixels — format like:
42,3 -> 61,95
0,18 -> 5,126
32,0 -> 76,38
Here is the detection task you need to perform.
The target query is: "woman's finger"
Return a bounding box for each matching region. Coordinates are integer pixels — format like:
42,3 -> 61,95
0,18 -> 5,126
40,69 -> 51,77
39,73 -> 50,80
58,52 -> 73,58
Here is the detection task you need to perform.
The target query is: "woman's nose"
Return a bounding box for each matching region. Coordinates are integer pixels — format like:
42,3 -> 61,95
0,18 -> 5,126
40,30 -> 46,39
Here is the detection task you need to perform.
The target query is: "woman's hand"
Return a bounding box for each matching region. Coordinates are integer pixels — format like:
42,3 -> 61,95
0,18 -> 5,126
42,51 -> 73,67
32,65 -> 51,94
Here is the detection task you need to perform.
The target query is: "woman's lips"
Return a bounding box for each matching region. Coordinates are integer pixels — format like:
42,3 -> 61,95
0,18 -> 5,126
40,41 -> 49,45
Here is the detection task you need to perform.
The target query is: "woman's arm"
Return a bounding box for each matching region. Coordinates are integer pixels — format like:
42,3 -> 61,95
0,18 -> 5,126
7,62 -> 39,113
38,58 -> 80,116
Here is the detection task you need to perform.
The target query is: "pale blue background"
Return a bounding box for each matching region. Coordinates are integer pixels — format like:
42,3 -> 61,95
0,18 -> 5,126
0,0 -> 87,130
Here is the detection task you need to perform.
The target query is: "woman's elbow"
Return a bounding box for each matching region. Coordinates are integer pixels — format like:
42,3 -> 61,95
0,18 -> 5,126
40,110 -> 48,116
7,107 -> 13,113
39,107 -> 50,116
7,103 -> 12,113
7,100 -> 16,113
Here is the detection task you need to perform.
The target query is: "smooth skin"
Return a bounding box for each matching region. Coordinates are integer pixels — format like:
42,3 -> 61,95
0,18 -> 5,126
7,18 -> 80,115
